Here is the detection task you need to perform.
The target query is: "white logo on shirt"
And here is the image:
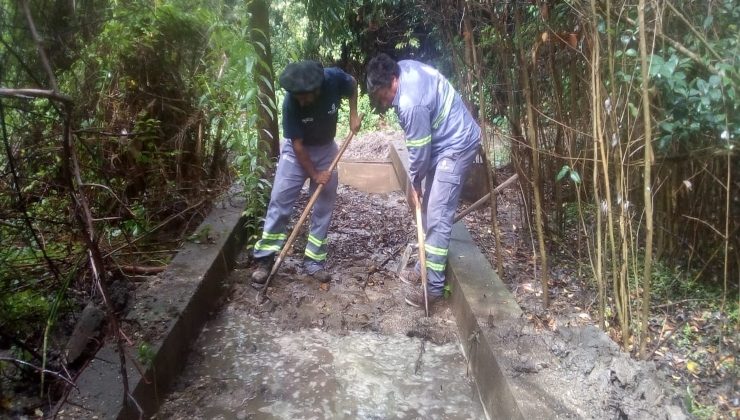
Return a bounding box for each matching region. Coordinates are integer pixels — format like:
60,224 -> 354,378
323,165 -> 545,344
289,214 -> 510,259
328,104 -> 337,115
302,117 -> 314,124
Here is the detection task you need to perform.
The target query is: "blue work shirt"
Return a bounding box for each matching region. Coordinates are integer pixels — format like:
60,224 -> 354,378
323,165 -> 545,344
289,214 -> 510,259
392,60 -> 481,189
282,67 -> 355,146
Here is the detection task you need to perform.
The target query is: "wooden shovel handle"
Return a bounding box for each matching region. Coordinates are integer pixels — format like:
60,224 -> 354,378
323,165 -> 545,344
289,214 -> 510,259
412,189 -> 429,317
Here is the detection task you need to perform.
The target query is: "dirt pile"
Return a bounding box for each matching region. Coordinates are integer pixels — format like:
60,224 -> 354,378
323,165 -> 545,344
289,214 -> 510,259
338,130 -> 399,161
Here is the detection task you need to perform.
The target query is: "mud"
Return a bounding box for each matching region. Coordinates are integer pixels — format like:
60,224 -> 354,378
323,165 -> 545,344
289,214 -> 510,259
231,186 -> 457,344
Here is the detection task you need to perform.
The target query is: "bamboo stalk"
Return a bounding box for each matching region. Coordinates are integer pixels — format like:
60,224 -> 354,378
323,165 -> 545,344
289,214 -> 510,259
516,5 -> 549,308
597,1 -> 629,348
589,0 -> 606,330
467,0 -> 505,278
638,0 -> 655,359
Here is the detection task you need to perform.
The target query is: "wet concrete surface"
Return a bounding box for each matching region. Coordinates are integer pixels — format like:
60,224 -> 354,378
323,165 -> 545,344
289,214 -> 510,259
158,305 -> 485,419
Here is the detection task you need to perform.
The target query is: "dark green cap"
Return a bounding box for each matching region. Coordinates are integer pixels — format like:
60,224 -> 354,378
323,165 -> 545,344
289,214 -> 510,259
279,60 -> 324,93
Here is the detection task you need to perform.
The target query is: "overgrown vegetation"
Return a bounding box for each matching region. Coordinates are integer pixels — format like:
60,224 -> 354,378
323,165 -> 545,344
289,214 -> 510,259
1,0 -> 737,416
1,0 -> 271,414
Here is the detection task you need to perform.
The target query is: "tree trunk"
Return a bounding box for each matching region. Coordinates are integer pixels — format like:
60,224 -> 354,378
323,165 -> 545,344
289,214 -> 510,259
248,0 -> 280,159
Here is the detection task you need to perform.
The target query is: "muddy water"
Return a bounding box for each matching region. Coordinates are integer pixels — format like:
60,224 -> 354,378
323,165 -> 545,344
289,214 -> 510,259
160,307 -> 485,419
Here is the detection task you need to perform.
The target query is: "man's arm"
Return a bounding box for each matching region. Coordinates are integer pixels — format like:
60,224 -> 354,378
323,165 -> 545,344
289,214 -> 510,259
292,138 -> 331,185
347,77 -> 361,133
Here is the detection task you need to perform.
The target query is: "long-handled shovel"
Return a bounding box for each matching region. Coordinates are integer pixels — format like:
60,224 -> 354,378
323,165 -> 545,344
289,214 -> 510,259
257,118 -> 363,303
411,189 -> 429,317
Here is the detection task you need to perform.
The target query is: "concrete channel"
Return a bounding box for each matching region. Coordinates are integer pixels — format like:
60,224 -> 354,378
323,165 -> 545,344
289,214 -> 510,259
61,140 -> 550,419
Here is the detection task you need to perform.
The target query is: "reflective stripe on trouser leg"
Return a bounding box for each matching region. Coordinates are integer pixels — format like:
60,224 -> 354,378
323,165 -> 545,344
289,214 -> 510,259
253,142 -> 309,259
304,142 -> 338,262
422,145 -> 480,295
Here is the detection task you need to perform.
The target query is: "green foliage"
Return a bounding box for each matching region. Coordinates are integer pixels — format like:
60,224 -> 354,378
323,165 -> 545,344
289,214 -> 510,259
647,260 -> 726,305
1,0 -> 272,394
187,225 -> 212,244
685,385 -> 719,419
0,290 -> 50,337
336,94 -> 400,138
270,0 -> 311,67
137,341 -> 156,367
556,165 -> 582,184
612,0 -> 739,153
649,52 -> 738,150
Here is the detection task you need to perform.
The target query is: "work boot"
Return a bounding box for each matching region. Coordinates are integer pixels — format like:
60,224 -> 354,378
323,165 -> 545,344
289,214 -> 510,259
399,268 -> 421,285
250,257 -> 273,288
404,286 -> 442,309
305,260 -> 331,283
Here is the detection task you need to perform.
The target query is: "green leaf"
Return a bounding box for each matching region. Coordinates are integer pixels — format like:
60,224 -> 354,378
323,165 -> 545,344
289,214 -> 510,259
663,55 -> 679,77
556,165 -> 570,181
625,48 -> 637,57
660,121 -> 675,133
570,170 -> 582,184
628,102 -> 639,118
649,55 -> 665,77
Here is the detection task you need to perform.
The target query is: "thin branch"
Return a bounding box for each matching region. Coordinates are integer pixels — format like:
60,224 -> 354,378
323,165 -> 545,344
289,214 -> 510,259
681,215 -> 725,238
0,98 -> 65,285
20,0 -> 58,92
621,14 -> 724,78
102,198 -> 208,258
0,37 -> 45,87
663,0 -> 722,62
0,88 -> 72,103
0,357 -> 76,388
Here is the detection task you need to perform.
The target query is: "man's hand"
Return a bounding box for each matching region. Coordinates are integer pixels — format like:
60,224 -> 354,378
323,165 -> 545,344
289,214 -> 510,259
312,170 -> 332,185
411,186 -> 423,207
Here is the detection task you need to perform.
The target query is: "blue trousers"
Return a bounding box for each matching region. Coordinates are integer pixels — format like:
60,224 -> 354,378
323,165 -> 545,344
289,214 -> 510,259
253,141 -> 338,263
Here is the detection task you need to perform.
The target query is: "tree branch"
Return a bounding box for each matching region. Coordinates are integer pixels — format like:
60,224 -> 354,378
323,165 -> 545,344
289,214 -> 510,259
21,0 -> 58,92
0,88 -> 72,103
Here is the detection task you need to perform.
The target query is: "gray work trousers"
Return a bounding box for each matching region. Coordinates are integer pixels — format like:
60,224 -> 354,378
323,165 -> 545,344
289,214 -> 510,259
420,144 -> 480,295
253,140 -> 338,263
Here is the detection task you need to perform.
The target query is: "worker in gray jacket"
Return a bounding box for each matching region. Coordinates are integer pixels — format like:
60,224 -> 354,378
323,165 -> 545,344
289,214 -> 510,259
366,53 -> 480,308
251,60 -> 360,287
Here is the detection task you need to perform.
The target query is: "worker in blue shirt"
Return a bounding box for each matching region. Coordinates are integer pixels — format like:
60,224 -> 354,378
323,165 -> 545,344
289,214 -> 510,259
366,53 -> 481,308
251,60 -> 360,287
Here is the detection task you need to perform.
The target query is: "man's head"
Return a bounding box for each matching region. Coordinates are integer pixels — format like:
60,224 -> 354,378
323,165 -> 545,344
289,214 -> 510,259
366,53 -> 400,112
279,60 -> 325,107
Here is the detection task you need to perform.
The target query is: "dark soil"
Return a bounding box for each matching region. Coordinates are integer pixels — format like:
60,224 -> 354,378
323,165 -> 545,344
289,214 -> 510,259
229,185 -> 459,345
